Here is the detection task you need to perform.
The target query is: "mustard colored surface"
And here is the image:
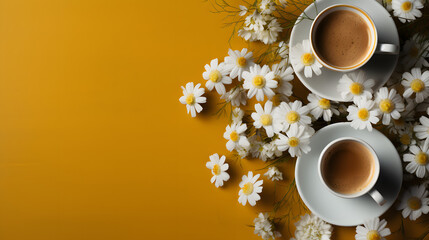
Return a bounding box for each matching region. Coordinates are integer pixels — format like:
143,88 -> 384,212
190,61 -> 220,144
0,0 -> 427,239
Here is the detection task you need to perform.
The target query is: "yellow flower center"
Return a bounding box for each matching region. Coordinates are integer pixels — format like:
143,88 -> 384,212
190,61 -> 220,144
367,230 -> 381,240
212,164 -> 221,175
415,152 -> 428,165
186,94 -> 195,105
318,98 -> 331,110
400,134 -> 411,145
252,75 -> 266,88
242,182 -> 254,195
286,111 -> 300,124
230,131 -> 239,142
411,79 -> 424,93
209,70 -> 222,83
301,53 -> 314,66
350,82 -> 363,95
410,46 -> 419,57
401,1 -> 412,12
358,108 -> 369,121
260,114 -> 272,126
379,99 -> 395,113
408,196 -> 422,210
237,57 -> 247,67
288,137 -> 299,147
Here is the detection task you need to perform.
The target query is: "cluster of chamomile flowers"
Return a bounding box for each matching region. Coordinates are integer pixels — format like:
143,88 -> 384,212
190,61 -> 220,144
237,0 -> 284,44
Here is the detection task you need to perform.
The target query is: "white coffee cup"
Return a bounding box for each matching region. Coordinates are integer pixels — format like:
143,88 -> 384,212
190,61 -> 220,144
318,137 -> 385,205
309,4 -> 399,72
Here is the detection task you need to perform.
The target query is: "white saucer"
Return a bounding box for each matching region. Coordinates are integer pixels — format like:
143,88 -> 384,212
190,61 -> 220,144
295,122 -> 403,226
289,0 -> 399,102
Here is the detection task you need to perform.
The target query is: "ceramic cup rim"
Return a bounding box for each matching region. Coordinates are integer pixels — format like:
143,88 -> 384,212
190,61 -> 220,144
317,136 -> 380,199
309,4 -> 378,72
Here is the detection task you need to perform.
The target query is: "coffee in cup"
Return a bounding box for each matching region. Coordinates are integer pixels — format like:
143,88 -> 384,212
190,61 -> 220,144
310,4 -> 399,72
318,137 -> 385,205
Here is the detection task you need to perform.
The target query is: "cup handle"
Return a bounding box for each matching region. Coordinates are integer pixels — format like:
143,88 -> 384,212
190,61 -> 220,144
375,43 -> 399,55
369,189 -> 386,206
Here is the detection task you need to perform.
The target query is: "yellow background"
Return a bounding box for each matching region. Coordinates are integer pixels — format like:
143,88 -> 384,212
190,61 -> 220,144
0,0 -> 427,239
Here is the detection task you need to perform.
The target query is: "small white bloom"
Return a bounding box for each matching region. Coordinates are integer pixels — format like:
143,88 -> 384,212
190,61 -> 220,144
402,68 -> 429,103
414,116 -> 429,141
293,214 -> 332,240
224,121 -> 250,152
206,153 -> 230,188
261,141 -> 282,161
347,97 -> 380,131
392,0 -> 423,23
244,12 -> 266,32
259,0 -> 276,14
203,58 -> 232,95
337,71 -> 375,101
239,5 -> 248,16
258,16 -> 282,45
398,126 -> 416,151
271,63 -> 294,96
236,146 -> 250,159
243,64 -> 278,101
232,107 -> 245,123
355,218 -> 391,240
403,143 -> 429,178
264,166 -> 283,181
273,100 -> 311,133
290,39 -> 323,78
375,87 -> 405,125
253,213 -> 281,240
252,101 -> 276,137
307,93 -> 339,122
275,125 -> 314,157
238,171 -> 263,206
401,33 -> 429,69
179,82 -> 207,117
221,87 -> 247,107
224,48 -> 255,81
397,184 -> 429,220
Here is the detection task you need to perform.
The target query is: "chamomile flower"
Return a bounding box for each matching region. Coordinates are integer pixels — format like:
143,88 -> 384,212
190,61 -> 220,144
238,171 -> 263,206
355,218 -> 391,240
259,0 -> 276,14
258,17 -> 282,45
375,87 -> 405,125
239,5 -> 248,16
392,0 -> 423,23
251,101 -> 276,137
224,48 -> 255,81
273,100 -> 311,132
271,63 -> 294,96
337,71 -> 375,101
413,116 -> 429,141
206,153 -> 230,188
403,143 -> 429,178
347,97 -> 380,131
290,39 -> 323,78
292,214 -> 332,240
179,82 -> 206,117
236,146 -> 250,159
307,93 -> 340,122
224,121 -> 250,152
232,107 -> 245,123
397,184 -> 429,220
253,213 -> 281,240
401,33 -> 429,69
275,125 -> 314,157
243,64 -> 277,101
402,68 -> 429,103
264,166 -> 283,181
261,141 -> 282,161
203,58 -> 232,95
398,126 -> 416,151
221,87 -> 247,107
